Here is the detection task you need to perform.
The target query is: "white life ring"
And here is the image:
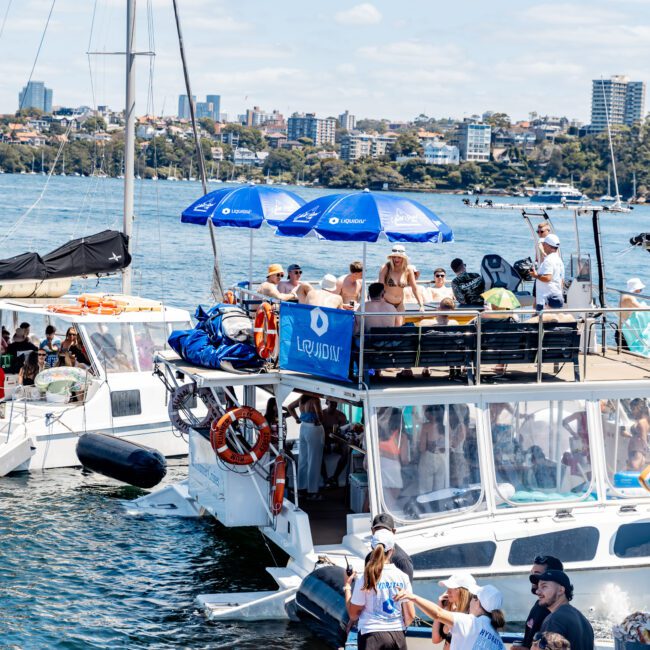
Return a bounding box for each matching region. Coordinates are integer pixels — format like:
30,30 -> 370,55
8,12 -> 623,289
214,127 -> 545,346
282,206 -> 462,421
168,384 -> 219,435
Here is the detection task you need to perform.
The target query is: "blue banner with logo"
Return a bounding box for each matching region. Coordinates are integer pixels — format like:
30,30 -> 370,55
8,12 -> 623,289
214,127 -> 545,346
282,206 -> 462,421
279,303 -> 354,381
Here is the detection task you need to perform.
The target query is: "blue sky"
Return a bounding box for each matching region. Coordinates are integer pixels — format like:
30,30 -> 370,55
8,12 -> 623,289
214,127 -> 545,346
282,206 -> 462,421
1,0 -> 649,123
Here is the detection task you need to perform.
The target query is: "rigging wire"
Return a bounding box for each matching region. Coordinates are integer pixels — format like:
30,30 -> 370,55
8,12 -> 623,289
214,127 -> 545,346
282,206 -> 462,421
0,0 -> 13,45
18,0 -> 57,113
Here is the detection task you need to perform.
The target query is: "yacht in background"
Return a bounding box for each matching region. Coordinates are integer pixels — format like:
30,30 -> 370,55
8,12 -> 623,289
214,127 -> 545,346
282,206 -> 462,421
528,179 -> 588,204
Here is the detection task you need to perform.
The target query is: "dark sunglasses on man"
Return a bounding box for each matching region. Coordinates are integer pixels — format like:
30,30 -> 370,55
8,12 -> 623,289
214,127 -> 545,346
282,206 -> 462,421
532,632 -> 549,649
435,273 -> 446,278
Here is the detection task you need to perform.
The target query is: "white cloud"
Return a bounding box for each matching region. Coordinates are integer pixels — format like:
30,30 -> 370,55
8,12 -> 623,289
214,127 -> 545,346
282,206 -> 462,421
522,3 -> 623,25
358,41 -> 464,66
334,3 -> 382,26
336,63 -> 357,75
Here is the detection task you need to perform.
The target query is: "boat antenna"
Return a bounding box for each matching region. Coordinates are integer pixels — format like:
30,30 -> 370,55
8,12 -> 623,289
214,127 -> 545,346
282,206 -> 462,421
600,77 -> 622,210
171,0 -> 225,301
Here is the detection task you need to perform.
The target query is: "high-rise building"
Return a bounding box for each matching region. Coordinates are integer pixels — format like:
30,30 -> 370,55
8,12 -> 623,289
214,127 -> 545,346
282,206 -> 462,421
338,110 -> 356,131
206,95 -> 220,121
178,94 -> 196,119
590,76 -> 646,132
456,120 -> 491,162
287,113 -> 336,145
18,81 -> 53,113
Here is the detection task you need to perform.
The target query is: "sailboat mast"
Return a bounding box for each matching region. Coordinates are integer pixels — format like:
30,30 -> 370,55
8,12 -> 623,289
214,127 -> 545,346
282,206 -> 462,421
601,78 -> 621,208
123,0 -> 136,295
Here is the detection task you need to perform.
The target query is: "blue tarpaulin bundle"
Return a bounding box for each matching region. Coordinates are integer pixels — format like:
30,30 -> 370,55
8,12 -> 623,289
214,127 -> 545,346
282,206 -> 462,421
169,303 -> 263,370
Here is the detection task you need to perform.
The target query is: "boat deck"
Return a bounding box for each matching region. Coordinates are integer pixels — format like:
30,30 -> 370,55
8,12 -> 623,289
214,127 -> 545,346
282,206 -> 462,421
157,348 -> 650,391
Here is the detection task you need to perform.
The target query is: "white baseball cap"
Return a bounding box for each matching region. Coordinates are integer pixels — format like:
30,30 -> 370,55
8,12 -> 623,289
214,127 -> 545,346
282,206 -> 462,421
370,527 -> 395,551
627,277 -> 645,292
541,234 -> 560,248
389,244 -> 408,259
475,584 -> 503,613
439,572 -> 478,592
320,273 -> 338,292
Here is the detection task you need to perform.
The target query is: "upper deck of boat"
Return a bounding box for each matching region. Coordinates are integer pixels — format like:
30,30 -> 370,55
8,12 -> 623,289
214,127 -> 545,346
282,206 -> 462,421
157,346 -> 650,401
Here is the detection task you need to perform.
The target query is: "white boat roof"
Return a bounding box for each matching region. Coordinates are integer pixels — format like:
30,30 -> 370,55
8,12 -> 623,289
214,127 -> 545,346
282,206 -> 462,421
0,295 -> 191,323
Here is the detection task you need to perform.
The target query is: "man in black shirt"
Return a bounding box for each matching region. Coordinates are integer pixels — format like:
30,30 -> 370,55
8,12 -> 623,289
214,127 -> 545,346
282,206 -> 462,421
535,570 -> 594,650
513,555 -> 564,649
450,258 -> 485,306
364,513 -> 413,581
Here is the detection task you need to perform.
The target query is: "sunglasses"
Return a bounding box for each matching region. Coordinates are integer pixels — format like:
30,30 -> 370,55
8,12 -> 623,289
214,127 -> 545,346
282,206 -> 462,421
435,274 -> 446,278
291,270 -> 302,275
533,633 -> 549,649
537,229 -> 549,234
534,555 -> 550,565
38,353 -> 47,357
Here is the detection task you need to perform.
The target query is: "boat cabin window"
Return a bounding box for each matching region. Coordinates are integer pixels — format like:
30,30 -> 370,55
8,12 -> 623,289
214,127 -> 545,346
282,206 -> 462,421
374,403 -> 484,522
600,398 -> 650,498
509,527 -> 599,565
488,400 -> 593,505
133,322 -> 169,371
412,541 -> 496,571
613,523 -> 650,558
84,322 -> 137,373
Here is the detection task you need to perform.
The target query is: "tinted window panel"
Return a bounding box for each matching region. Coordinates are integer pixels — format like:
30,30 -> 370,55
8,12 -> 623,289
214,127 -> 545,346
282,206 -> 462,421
614,523 -> 650,558
412,541 -> 496,571
508,527 -> 599,565
111,390 -> 142,417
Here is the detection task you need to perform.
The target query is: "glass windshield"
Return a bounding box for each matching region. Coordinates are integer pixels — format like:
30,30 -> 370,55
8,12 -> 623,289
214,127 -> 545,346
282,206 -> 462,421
84,322 -> 137,373
375,403 -> 483,522
488,400 -> 593,504
601,398 -> 650,497
133,322 -> 169,371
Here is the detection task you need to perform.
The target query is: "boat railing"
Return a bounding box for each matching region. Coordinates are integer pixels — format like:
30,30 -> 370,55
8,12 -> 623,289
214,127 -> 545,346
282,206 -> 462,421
229,286 -> 650,385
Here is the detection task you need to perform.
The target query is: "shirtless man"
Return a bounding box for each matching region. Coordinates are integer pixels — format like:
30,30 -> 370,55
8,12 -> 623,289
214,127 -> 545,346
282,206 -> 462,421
429,268 -> 454,302
296,274 -> 346,309
278,263 -> 305,296
257,264 -> 297,301
336,261 -> 363,305
356,282 -> 403,332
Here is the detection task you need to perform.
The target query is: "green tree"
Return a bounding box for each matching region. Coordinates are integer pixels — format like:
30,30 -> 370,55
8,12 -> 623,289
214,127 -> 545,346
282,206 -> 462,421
390,133 -> 422,160
82,116 -> 107,133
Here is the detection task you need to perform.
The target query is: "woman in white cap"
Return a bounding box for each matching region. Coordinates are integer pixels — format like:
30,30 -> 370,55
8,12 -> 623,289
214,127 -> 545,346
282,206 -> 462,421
378,244 -> 424,312
620,277 -> 646,323
432,572 -> 477,648
394,583 -> 506,650
344,528 -> 414,650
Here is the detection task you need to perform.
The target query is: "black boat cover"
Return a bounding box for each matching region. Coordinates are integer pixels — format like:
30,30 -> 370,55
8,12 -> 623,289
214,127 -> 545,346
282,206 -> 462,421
0,230 -> 131,282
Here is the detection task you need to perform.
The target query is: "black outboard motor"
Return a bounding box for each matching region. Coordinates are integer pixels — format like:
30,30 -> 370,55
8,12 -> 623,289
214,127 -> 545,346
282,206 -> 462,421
76,432 -> 167,489
290,565 -> 350,648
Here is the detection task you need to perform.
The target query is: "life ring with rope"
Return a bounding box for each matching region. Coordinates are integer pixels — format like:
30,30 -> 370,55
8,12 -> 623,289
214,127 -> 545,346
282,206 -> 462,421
86,305 -> 123,315
254,303 -> 278,360
223,290 -> 236,305
168,384 -> 220,435
270,455 -> 286,515
640,464 -> 650,493
210,406 -> 271,466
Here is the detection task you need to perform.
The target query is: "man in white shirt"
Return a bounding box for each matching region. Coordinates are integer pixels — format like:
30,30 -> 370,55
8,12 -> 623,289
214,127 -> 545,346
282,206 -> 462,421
530,234 -> 564,310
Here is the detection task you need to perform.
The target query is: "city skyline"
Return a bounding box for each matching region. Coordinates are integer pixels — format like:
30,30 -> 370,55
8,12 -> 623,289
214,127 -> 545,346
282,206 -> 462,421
0,0 -> 648,122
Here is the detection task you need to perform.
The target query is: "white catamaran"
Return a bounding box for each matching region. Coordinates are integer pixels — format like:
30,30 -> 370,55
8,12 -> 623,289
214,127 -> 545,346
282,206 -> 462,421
131,201 -> 650,646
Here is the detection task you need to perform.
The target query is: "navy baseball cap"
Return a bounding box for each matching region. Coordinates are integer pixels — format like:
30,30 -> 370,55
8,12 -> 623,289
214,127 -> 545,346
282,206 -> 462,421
371,513 -> 395,531
531,569 -> 572,591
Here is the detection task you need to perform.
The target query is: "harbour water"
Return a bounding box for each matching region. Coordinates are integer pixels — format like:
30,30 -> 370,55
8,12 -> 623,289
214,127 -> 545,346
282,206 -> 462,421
1,175 -> 649,648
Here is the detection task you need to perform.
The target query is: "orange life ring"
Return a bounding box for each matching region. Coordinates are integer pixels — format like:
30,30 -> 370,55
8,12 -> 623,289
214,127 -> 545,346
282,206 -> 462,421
254,303 -> 278,360
47,304 -> 86,315
223,290 -> 236,305
270,455 -> 286,515
86,306 -> 122,315
210,406 -> 271,466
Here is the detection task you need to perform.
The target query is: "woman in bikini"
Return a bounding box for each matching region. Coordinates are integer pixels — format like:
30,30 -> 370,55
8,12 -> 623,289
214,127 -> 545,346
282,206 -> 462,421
378,244 -> 424,312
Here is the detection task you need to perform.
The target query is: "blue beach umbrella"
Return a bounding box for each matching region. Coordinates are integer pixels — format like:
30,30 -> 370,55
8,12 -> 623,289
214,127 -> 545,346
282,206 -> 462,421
181,185 -> 306,228
276,189 -> 453,243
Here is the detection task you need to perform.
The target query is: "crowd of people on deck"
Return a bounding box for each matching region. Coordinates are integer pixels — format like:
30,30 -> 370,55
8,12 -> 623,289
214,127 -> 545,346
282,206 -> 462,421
344,512 -> 594,650
255,220 -> 571,331
0,321 -> 90,387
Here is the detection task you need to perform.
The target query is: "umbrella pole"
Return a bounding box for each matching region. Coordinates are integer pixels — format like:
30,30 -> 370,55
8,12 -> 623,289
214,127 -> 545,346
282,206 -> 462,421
249,229 -> 254,289
358,242 -> 367,388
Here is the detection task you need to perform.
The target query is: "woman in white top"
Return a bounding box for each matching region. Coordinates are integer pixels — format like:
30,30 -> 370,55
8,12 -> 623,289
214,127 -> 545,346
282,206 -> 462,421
395,583 -> 506,650
344,528 -> 415,650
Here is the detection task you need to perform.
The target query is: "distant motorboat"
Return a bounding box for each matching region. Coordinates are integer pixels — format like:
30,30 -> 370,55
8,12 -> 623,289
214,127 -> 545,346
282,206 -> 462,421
528,179 -> 588,204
